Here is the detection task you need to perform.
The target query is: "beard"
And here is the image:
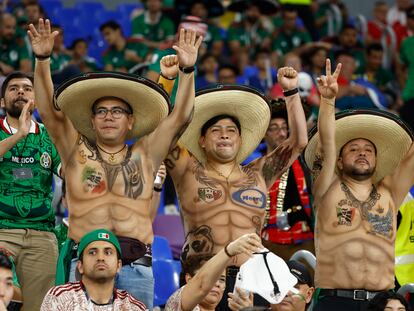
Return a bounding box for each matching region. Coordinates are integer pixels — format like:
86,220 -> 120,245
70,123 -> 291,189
4,98 -> 27,118
345,165 -> 375,181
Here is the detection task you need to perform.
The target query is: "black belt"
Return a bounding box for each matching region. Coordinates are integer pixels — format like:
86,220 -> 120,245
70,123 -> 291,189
131,255 -> 152,267
319,288 -> 379,301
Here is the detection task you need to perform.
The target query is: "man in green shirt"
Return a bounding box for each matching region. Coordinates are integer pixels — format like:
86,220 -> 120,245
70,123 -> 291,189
131,0 -> 175,51
0,72 -> 61,310
0,14 -> 31,76
399,33 -> 414,134
101,20 -> 149,73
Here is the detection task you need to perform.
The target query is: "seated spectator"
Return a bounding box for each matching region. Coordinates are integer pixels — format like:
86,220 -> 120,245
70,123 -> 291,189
100,20 -> 149,73
303,44 -> 329,83
41,229 -> 146,310
0,252 -> 14,310
367,291 -> 411,311
0,13 -> 31,76
68,39 -> 100,72
313,0 -> 348,39
270,260 -> 315,311
164,233 -> 262,311
196,52 -> 218,90
217,63 -> 240,85
367,1 -> 389,43
271,6 -> 312,58
247,49 -> 277,95
131,0 -> 175,51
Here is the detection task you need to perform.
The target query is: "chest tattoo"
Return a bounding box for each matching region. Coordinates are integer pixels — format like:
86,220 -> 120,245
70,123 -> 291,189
198,187 -> 222,203
194,162 -> 219,188
232,188 -> 266,209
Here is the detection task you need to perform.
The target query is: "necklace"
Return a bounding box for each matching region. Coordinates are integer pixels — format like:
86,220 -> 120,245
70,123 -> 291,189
96,144 -> 127,164
341,182 -> 381,219
207,162 -> 238,184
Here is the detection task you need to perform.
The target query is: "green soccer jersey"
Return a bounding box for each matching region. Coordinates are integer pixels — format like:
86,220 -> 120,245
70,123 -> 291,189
271,29 -> 312,55
0,38 -> 30,70
131,12 -> 175,43
102,39 -> 149,71
0,119 -> 61,232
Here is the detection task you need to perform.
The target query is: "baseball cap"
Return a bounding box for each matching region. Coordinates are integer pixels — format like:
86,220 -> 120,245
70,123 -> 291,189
287,260 -> 313,287
78,229 -> 122,258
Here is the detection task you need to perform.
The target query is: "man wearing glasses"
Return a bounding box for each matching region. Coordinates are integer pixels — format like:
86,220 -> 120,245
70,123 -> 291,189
28,18 -> 202,309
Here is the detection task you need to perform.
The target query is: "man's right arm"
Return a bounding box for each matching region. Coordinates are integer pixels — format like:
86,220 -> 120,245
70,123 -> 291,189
29,19 -> 78,164
312,59 -> 342,204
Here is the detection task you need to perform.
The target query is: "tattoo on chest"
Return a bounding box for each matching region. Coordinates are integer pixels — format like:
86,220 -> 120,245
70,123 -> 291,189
262,145 -> 292,184
198,187 -> 222,203
232,189 -> 266,209
165,145 -> 181,170
194,162 -> 219,188
338,182 -> 392,237
79,136 -> 99,161
81,166 -> 106,194
233,164 -> 258,189
181,225 -> 214,262
251,215 -> 262,235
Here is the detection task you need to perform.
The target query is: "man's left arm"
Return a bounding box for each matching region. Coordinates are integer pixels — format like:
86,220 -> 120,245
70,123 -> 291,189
256,67 -> 308,189
147,29 -> 202,170
388,142 -> 414,207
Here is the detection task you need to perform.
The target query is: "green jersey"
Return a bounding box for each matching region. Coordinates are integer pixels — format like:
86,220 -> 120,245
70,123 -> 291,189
0,38 -> 30,70
0,119 -> 61,232
272,29 -> 311,55
400,36 -> 414,101
102,39 -> 149,71
131,12 -> 175,43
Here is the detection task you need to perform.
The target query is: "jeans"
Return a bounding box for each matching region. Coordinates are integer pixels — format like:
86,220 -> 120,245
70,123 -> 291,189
70,258 -> 154,310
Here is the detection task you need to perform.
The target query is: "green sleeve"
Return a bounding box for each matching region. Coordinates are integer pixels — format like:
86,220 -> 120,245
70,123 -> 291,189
226,27 -> 239,42
18,42 -> 30,61
131,15 -> 145,37
148,50 -> 165,72
162,16 -> 175,40
400,40 -> 408,65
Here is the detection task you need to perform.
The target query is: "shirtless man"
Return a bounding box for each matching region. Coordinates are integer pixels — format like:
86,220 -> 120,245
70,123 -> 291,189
163,65 -> 308,306
304,59 -> 414,310
28,19 -> 201,309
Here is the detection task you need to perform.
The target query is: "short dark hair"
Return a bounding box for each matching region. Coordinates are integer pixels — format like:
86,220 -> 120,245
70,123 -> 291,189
0,252 -> 13,271
1,72 -> 34,98
366,42 -> 383,55
334,49 -> 354,62
200,114 -> 241,136
69,38 -> 88,50
99,20 -> 121,32
367,291 -> 411,311
91,96 -> 133,114
182,254 -> 213,278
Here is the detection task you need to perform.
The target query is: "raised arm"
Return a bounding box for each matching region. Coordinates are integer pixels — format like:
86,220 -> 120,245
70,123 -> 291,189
312,59 -> 342,203
148,28 -> 202,170
257,67 -> 308,189
179,234 -> 262,311
150,162 -> 167,221
0,100 -> 33,157
27,19 -> 78,164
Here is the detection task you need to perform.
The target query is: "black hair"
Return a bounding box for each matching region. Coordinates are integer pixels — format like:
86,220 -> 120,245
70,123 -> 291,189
366,42 -> 383,55
69,38 -> 88,50
200,114 -> 241,136
0,252 -> 13,271
1,72 -> 34,98
374,0 -> 387,7
340,23 -> 357,33
367,291 -> 411,311
334,49 -> 354,61
91,96 -> 133,114
99,20 -> 121,32
218,63 -> 240,77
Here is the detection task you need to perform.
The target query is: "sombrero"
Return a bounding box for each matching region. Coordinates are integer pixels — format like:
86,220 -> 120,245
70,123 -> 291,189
304,109 -> 413,184
179,85 -> 271,164
55,72 -> 170,142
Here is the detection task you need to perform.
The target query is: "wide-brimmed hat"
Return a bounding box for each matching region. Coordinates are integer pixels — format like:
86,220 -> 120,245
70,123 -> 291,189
179,85 -> 271,164
227,0 -> 279,15
55,72 -> 170,142
304,109 -> 413,184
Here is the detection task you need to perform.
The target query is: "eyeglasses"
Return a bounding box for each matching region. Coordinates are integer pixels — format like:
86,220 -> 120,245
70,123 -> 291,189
267,126 -> 288,133
93,107 -> 131,119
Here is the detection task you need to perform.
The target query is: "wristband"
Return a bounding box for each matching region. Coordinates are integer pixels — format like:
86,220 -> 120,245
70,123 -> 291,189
179,65 -> 195,74
224,243 -> 233,257
283,88 -> 299,97
160,72 -> 176,80
35,54 -> 51,61
153,187 -> 162,192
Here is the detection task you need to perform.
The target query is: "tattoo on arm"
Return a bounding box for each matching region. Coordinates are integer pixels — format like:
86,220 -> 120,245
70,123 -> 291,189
165,145 -> 181,170
251,215 -> 262,235
312,153 -> 323,182
79,135 -> 98,161
168,107 -> 194,152
262,146 -> 292,185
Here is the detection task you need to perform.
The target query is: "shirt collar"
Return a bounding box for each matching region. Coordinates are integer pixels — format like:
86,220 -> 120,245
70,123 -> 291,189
144,11 -> 162,24
1,117 -> 38,134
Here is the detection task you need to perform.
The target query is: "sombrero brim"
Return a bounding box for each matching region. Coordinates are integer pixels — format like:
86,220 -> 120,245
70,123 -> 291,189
227,0 -> 279,15
179,85 -> 271,164
304,109 -> 413,184
55,72 -> 170,142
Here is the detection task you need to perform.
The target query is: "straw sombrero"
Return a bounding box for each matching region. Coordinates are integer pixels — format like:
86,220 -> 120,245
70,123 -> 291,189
179,85 -> 271,164
304,109 -> 413,184
54,72 -> 170,142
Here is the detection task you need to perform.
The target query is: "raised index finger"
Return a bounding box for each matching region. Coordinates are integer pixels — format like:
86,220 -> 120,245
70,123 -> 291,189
326,58 -> 331,77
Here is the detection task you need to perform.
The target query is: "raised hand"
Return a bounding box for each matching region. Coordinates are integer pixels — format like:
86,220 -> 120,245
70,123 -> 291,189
27,18 -> 59,57
317,59 -> 342,99
278,67 -> 298,92
226,233 -> 262,257
160,55 -> 179,79
18,100 -> 34,138
172,28 -> 203,68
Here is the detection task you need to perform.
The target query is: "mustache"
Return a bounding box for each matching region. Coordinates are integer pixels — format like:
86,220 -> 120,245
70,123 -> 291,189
13,97 -> 28,104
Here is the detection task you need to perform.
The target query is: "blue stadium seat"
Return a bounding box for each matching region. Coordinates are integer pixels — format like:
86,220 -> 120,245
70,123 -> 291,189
152,235 -> 173,260
153,259 -> 181,307
74,1 -> 105,13
39,0 -> 63,21
53,7 -> 81,27
116,3 -> 144,18
94,10 -> 123,24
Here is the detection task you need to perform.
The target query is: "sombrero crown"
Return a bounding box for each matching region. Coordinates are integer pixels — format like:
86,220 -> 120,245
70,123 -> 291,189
179,85 -> 271,164
55,72 -> 171,142
304,109 -> 413,184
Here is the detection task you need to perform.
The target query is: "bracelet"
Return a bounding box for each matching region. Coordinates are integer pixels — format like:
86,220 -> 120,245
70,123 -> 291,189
153,187 -> 162,192
160,72 -> 176,80
35,54 -> 51,60
283,88 -> 299,97
179,65 -> 195,74
224,243 -> 233,257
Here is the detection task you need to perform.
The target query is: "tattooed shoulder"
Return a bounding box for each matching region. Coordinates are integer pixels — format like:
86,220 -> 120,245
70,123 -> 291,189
262,145 -> 292,184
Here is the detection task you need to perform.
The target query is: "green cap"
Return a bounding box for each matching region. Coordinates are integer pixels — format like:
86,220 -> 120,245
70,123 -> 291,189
78,229 -> 122,258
